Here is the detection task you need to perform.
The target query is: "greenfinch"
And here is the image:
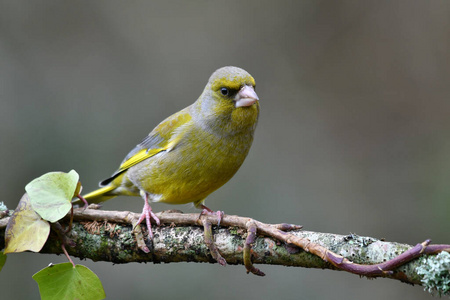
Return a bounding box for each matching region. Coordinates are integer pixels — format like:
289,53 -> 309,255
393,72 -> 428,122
80,66 -> 259,238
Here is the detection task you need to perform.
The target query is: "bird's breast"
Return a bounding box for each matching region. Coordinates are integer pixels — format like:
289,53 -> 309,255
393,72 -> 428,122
127,124 -> 255,204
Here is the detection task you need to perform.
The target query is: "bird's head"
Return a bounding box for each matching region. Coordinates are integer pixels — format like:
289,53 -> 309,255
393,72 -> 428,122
194,66 -> 260,134
208,66 -> 259,108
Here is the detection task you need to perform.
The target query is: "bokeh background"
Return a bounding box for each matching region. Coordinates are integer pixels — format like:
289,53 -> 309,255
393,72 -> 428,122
1,1 -> 449,299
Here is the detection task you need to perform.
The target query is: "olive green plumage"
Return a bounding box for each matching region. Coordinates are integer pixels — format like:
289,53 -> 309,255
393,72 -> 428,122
82,66 -> 259,210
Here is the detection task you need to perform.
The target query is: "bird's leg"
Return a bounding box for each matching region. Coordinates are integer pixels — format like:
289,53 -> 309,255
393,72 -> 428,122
198,204 -> 224,227
136,193 -> 161,239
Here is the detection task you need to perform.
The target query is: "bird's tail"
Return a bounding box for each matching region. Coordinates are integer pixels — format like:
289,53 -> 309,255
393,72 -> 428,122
73,185 -> 117,206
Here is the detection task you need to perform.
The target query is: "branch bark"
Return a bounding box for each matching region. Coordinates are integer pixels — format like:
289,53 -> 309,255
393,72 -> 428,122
0,208 -> 448,288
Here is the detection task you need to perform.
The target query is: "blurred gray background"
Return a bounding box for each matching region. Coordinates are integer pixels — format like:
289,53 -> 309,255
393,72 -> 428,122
1,1 -> 449,299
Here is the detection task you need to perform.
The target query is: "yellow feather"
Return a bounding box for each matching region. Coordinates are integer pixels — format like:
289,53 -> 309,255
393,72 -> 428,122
82,185 -> 117,204
118,148 -> 163,172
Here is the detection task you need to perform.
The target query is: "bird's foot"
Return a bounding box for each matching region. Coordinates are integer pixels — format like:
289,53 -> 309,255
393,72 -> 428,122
198,205 -> 224,226
136,198 -> 160,240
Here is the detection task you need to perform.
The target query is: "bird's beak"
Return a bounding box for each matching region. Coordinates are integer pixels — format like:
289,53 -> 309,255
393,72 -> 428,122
235,85 -> 259,107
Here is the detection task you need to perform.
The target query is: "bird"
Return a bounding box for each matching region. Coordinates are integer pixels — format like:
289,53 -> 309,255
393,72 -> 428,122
79,66 -> 260,239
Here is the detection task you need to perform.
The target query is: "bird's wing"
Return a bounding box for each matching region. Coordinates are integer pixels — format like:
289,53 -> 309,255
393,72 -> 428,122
100,107 -> 192,186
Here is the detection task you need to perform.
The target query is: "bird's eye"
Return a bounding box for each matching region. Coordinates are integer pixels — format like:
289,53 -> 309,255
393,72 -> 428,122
220,87 -> 229,96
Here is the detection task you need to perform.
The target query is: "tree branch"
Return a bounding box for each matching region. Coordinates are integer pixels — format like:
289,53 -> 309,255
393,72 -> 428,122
1,207 -> 449,292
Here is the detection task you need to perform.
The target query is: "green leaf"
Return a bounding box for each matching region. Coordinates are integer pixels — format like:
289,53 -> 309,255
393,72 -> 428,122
25,170 -> 79,223
0,251 -> 6,271
4,193 -> 50,254
33,263 -> 106,300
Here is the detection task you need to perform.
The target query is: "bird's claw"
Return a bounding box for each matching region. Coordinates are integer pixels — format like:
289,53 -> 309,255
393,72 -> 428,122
136,198 -> 160,240
198,205 -> 224,226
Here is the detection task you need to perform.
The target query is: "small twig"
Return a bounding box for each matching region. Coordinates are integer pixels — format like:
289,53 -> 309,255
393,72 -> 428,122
61,243 -> 75,268
325,239 -> 431,276
133,223 -> 150,253
129,212 -> 151,253
64,206 -> 74,234
421,244 -> 450,254
244,220 -> 265,276
76,194 -> 89,210
202,218 -> 226,266
50,222 -> 76,267
272,223 -> 303,231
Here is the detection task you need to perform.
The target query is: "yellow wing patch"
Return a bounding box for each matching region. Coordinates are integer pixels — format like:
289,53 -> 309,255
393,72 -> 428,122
118,148 -> 163,172
82,185 -> 117,203
118,109 -> 192,172
100,107 -> 193,187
